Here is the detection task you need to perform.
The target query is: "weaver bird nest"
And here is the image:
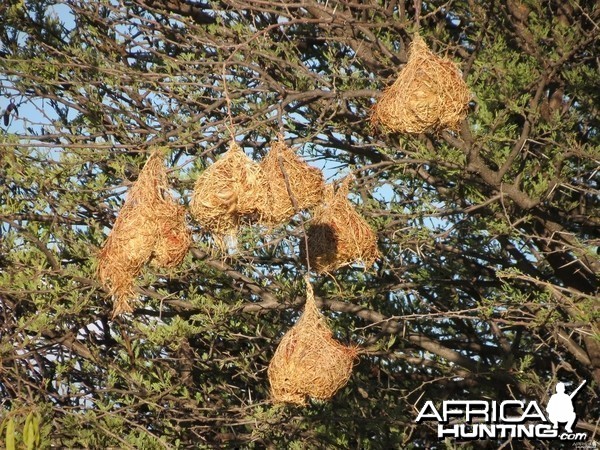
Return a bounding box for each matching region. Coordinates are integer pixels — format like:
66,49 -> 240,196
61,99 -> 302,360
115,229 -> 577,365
97,151 -> 191,317
301,177 -> 379,273
371,35 -> 471,134
190,141 -> 269,247
268,281 -> 358,405
259,138 -> 325,226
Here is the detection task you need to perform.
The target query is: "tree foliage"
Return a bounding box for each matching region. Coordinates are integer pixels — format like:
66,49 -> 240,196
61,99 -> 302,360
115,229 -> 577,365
1,0 -> 598,448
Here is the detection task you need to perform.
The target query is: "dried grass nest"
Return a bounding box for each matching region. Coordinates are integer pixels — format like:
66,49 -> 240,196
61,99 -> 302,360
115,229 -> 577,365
371,35 -> 471,134
259,138 -> 325,226
268,281 -> 358,405
301,176 -> 379,274
190,141 -> 269,246
97,151 -> 191,317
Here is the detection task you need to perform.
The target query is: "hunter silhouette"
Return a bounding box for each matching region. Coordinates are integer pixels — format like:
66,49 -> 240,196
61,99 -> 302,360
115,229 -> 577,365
546,380 -> 586,433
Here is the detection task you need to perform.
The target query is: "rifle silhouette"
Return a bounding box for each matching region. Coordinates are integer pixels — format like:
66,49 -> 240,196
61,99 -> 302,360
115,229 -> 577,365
569,380 -> 586,400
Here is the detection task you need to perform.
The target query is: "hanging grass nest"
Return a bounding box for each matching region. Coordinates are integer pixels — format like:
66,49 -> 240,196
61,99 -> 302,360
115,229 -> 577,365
301,177 -> 379,274
97,209 -> 155,316
97,151 -> 191,317
190,141 -> 268,244
259,138 -> 325,226
371,35 -> 471,134
268,281 -> 358,405
150,201 -> 192,269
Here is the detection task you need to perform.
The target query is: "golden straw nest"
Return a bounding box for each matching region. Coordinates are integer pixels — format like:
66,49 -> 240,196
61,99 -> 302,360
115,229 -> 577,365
301,177 -> 379,274
268,281 -> 358,405
371,35 -> 471,134
259,138 -> 325,226
97,151 -> 191,317
190,141 -> 268,240
150,200 -> 192,269
97,207 -> 155,316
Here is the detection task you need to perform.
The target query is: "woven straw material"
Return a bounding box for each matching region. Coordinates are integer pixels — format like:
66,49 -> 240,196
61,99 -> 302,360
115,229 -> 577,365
150,201 -> 192,269
268,282 -> 357,405
190,142 -> 268,241
97,207 -> 156,315
97,151 -> 191,317
259,140 -> 325,226
301,178 -> 379,273
371,35 -> 470,134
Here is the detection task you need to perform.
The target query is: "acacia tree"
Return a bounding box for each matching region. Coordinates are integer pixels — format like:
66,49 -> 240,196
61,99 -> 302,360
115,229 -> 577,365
1,0 -> 598,448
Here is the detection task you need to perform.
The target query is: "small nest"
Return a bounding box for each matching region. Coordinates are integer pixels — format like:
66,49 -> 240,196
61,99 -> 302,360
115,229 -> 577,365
97,209 -> 156,315
97,151 -> 191,317
190,141 -> 268,242
301,177 -> 379,273
259,138 -> 325,226
268,281 -> 358,405
150,200 -> 192,269
371,35 -> 471,134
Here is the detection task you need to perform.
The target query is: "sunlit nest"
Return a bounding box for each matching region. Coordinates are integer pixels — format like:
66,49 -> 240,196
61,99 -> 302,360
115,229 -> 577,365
268,281 -> 358,405
259,138 -> 325,226
150,200 -> 192,269
97,207 -> 155,317
371,35 -> 471,134
190,141 -> 268,247
301,177 -> 379,274
97,151 -> 191,317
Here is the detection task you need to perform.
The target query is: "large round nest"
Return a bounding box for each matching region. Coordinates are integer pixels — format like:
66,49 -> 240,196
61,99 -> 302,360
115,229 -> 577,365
301,177 -> 379,274
268,282 -> 358,405
259,139 -> 325,226
371,35 -> 471,134
190,141 -> 268,242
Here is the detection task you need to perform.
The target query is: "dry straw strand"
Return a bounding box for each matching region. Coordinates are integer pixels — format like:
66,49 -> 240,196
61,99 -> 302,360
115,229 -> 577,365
302,176 -> 379,273
190,141 -> 268,243
97,150 -> 191,317
260,138 -> 325,226
268,280 -> 358,405
371,35 -> 470,134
